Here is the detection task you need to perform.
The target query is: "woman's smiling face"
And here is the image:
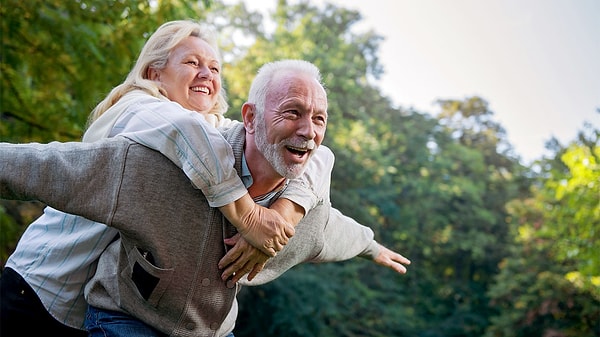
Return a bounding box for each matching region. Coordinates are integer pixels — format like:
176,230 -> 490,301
149,36 -> 221,113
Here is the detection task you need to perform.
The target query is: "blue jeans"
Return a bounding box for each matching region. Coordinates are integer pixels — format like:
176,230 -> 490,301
85,305 -> 235,337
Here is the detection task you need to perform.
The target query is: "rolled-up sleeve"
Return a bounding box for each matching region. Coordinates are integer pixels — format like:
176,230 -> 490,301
116,100 -> 247,207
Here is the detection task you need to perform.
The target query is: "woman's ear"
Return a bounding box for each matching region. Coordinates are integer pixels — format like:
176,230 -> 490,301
147,67 -> 160,81
241,103 -> 256,134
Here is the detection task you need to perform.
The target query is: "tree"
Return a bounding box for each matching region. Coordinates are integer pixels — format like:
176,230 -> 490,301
386,97 -> 527,336
486,122 -> 600,337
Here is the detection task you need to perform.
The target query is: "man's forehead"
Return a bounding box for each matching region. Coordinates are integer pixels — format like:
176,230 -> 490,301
268,73 -> 326,100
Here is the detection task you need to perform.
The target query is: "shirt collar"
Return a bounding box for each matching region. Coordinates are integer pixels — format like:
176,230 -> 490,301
241,153 -> 289,206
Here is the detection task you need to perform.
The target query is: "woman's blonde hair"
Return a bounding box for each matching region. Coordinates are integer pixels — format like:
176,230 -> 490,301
87,20 -> 228,126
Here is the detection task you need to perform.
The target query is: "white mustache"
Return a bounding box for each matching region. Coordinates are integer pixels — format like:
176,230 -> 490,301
286,139 -> 316,151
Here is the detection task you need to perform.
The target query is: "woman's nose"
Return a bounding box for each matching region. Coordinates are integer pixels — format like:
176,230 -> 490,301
197,65 -> 212,79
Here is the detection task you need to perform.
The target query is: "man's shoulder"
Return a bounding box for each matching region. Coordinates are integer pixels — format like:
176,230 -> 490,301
314,145 -> 334,161
218,123 -> 245,144
307,145 -> 335,173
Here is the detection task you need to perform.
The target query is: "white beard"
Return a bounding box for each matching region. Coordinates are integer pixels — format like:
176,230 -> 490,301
254,118 -> 314,179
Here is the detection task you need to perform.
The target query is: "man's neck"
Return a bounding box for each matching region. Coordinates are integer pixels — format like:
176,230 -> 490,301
246,166 -> 286,198
244,147 -> 286,198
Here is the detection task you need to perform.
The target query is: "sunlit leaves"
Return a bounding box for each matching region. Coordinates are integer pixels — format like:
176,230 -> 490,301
544,143 -> 599,278
486,125 -> 599,336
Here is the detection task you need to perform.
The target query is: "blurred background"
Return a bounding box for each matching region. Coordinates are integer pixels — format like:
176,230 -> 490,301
1,1 -> 598,336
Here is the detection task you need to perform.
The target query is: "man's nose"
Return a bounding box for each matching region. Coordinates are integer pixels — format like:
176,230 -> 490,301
297,116 -> 316,140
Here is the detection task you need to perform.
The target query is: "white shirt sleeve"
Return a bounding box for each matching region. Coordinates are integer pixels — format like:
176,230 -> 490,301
111,98 -> 247,207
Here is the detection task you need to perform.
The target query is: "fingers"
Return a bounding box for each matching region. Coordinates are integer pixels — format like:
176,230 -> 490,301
222,258 -> 267,282
223,233 -> 241,247
284,223 -> 295,240
220,236 -> 270,282
394,253 -> 411,266
246,262 -> 266,282
229,263 -> 252,283
389,261 -> 408,274
222,260 -> 265,284
383,256 -> 408,274
230,260 -> 266,283
374,245 -> 411,275
269,219 -> 294,252
271,239 -> 285,253
219,245 -> 242,272
387,250 -> 411,265
220,255 -> 245,281
263,246 -> 277,257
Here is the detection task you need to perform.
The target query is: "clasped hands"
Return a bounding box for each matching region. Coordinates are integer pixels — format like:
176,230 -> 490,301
220,205 -> 294,283
219,233 -> 268,283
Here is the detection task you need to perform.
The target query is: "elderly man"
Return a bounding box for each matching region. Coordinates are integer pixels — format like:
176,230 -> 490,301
0,60 -> 410,337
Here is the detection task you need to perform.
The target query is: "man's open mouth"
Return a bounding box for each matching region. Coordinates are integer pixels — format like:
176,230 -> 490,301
286,145 -> 310,157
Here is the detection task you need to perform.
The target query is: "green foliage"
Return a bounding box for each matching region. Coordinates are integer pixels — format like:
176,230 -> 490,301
236,262 -> 418,337
0,205 -> 20,267
0,201 -> 44,266
486,123 -> 600,336
546,143 -> 599,278
0,0 -> 210,142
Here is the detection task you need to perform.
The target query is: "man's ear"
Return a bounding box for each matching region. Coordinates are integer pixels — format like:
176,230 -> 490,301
241,103 -> 256,134
147,67 -> 160,81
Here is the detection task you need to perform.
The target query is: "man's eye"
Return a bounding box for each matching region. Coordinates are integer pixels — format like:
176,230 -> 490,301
187,61 -> 198,66
284,110 -> 300,118
314,116 -> 327,126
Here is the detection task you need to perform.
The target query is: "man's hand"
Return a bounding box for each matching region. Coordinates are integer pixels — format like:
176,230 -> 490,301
219,194 -> 295,257
219,234 -> 270,283
373,244 -> 411,274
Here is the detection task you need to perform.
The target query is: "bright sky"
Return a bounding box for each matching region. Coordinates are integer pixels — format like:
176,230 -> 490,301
232,0 -> 600,164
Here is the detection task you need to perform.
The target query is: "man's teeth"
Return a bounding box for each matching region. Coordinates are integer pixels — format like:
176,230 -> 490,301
287,145 -> 308,153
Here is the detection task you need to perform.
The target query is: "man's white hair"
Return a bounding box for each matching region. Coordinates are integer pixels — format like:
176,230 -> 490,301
248,59 -> 323,116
